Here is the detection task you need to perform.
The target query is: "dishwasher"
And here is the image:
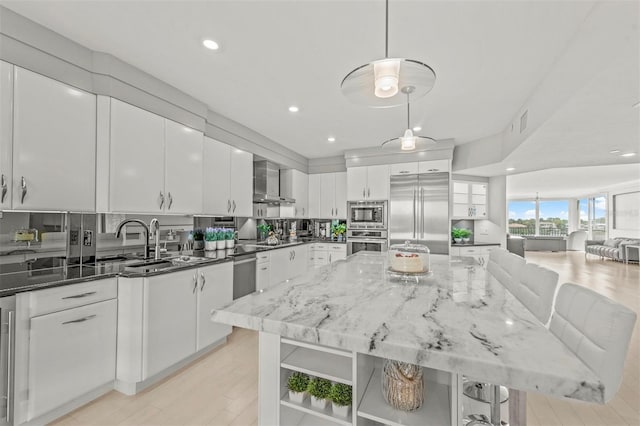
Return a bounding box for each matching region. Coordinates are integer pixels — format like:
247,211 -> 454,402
233,253 -> 257,299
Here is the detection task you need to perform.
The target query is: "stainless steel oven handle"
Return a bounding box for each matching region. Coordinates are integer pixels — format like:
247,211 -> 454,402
348,238 -> 386,244
6,310 -> 14,423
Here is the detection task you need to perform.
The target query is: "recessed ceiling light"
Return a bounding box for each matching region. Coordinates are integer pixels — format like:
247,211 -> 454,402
327,137 -> 336,143
506,167 -> 515,171
412,126 -> 422,132
609,149 -> 621,154
621,152 -> 637,157
288,106 -> 299,113
202,39 -> 219,50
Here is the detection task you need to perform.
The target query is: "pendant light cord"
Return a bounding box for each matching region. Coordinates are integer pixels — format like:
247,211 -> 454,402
385,0 -> 389,58
406,90 -> 411,129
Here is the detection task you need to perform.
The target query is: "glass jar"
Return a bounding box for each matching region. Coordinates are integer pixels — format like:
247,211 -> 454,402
388,241 -> 430,274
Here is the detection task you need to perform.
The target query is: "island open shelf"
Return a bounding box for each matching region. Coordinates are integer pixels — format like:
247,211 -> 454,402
281,339 -> 353,385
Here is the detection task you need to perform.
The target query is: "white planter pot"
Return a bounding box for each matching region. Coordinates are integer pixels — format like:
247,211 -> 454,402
216,240 -> 226,249
462,238 -> 470,243
310,396 -> 328,410
332,403 -> 351,417
204,241 -> 216,251
226,239 -> 235,249
453,238 -> 462,244
288,390 -> 307,405
193,240 -> 204,250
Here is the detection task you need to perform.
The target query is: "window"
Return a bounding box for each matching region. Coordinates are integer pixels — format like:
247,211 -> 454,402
538,200 -> 568,236
508,201 -> 536,236
579,195 -> 607,239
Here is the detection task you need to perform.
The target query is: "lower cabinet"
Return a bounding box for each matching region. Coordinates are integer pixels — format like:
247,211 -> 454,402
256,251 -> 271,291
13,278 -> 118,425
450,245 -> 499,268
309,243 -> 347,267
270,245 -> 309,287
117,262 -> 233,394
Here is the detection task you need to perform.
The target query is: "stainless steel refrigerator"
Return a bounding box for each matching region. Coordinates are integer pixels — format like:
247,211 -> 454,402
389,172 -> 450,254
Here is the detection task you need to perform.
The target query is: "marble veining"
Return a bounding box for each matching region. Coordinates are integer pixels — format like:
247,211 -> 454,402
211,253 -> 605,403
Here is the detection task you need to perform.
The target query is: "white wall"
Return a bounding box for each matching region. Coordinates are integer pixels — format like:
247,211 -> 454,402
474,175 -> 507,246
608,182 -> 640,239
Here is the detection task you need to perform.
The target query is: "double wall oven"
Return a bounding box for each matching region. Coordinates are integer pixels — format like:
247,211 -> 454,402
347,201 -> 388,255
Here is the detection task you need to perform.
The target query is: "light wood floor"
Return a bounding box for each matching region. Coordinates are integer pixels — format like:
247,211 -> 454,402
52,251 -> 639,426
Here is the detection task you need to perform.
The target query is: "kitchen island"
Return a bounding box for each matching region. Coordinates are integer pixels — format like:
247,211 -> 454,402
211,253 -> 602,426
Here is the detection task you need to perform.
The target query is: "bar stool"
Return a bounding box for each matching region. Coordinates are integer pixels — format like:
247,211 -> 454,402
549,283 -> 636,403
510,263 -> 559,325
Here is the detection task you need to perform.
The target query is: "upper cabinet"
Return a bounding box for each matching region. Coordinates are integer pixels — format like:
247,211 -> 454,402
347,165 -> 389,201
109,99 -> 203,214
280,169 -> 309,218
0,61 -> 13,210
389,159 -> 450,176
452,181 -> 488,219
10,67 -> 96,211
202,136 -> 253,217
318,172 -> 347,219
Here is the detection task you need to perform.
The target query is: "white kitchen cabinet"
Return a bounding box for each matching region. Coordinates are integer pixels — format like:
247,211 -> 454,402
310,243 -> 346,267
308,174 -> 321,218
450,245 -> 498,268
197,262 -> 233,351
0,61 -> 13,210
269,245 -> 309,287
347,165 -> 389,201
164,119 -> 203,214
280,169 -> 309,218
27,299 -> 117,421
390,159 -> 450,176
253,203 -> 279,218
14,279 -> 117,425
144,269 -> 198,378
256,253 -> 271,292
452,181 -> 488,219
203,137 -> 253,217
110,99 -> 204,214
318,172 -> 347,219
12,67 -> 96,211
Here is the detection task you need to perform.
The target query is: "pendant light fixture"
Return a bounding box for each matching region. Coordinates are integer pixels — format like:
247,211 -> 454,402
341,0 -> 436,108
381,86 -> 436,152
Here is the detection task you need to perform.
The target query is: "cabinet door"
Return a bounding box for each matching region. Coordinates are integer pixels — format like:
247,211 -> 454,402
110,99 -> 165,213
269,248 -> 290,287
347,167 -> 367,201
290,245 -> 308,279
333,172 -> 347,219
143,270 -> 197,378
27,299 -> 116,421
203,137 -> 231,215
0,61 -> 13,209
390,162 -> 418,176
366,165 -> 389,200
229,148 -> 253,217
308,174 -> 321,218
329,245 -> 347,262
165,120 -> 203,214
319,173 -> 335,218
256,262 -> 270,291
294,171 -> 309,218
197,262 -> 233,350
13,67 -> 96,211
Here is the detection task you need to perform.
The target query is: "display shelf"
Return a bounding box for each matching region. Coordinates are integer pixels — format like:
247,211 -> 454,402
357,368 -> 451,426
281,393 -> 351,426
281,347 -> 352,385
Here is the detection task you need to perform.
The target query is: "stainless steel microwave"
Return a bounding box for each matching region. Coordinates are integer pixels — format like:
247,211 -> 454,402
347,201 -> 387,229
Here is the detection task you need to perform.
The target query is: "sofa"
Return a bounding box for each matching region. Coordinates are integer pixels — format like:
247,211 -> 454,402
524,236 -> 566,252
585,237 -> 640,262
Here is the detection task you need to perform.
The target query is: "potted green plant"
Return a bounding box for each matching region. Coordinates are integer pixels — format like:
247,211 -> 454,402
257,223 -> 271,241
192,229 -> 204,250
204,227 -> 217,251
287,372 -> 310,404
225,229 -> 236,249
451,227 -> 464,244
460,228 -> 472,243
329,382 -> 352,417
307,377 -> 332,410
331,223 -> 347,242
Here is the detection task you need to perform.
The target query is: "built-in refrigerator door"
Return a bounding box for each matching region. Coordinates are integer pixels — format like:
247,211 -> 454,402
418,173 -> 450,254
389,174 -> 419,246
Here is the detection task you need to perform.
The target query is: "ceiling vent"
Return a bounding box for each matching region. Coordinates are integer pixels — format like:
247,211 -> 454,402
519,110 -> 528,133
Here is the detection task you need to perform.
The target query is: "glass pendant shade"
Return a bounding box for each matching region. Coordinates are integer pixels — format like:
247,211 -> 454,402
400,129 -> 417,150
374,59 -> 400,98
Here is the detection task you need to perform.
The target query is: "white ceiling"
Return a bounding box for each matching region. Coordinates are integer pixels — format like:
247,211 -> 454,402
2,0 -> 639,194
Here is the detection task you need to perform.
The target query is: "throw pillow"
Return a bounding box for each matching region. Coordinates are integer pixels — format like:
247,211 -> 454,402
603,239 -> 621,248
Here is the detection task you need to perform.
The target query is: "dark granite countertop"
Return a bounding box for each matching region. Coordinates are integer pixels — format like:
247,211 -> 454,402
450,242 -> 501,247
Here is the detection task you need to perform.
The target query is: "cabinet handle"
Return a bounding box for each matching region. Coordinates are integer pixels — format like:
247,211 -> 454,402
159,191 -> 165,209
62,314 -> 97,325
6,311 -> 14,423
1,174 -> 6,203
362,188 -> 365,198
167,192 -> 173,210
200,272 -> 206,291
289,251 -> 292,261
62,291 -> 97,299
368,188 -> 370,198
232,200 -> 236,213
329,253 -> 332,263
335,207 -> 338,216
293,250 -> 296,260
302,208 -> 305,216
228,200 -> 231,213
261,267 -> 267,271
20,176 -> 27,204
294,207 -> 297,216
193,274 -> 198,293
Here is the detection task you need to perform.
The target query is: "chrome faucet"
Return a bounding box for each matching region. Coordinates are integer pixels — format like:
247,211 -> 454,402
149,218 -> 161,260
114,219 -> 151,259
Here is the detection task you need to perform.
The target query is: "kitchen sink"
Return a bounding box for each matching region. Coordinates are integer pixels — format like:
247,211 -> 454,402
123,255 -> 210,273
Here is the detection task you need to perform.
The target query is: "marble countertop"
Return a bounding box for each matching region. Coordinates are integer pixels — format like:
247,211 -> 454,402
211,252 -> 604,403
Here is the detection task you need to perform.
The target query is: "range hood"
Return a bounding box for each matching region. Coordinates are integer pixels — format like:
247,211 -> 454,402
253,160 -> 295,204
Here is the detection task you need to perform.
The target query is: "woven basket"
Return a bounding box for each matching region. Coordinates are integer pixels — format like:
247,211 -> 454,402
381,359 -> 424,411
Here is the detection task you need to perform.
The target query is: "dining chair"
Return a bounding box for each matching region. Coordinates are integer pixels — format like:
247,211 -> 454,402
549,282 -> 637,403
